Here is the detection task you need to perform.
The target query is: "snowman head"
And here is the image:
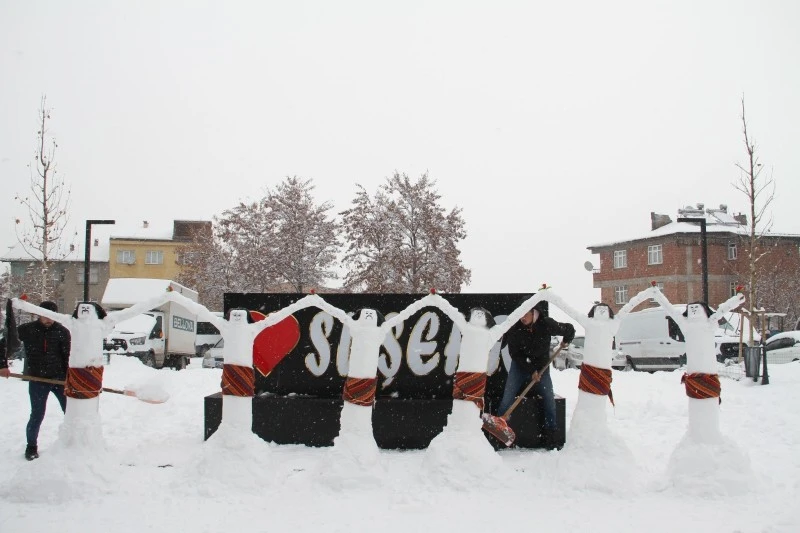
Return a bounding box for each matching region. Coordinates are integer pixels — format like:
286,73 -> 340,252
229,309 -> 250,325
354,308 -> 384,327
72,302 -> 106,320
468,307 -> 495,328
588,303 -> 614,321
683,302 -> 710,321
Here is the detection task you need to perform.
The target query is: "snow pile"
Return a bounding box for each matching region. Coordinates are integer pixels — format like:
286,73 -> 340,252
421,401 -> 508,488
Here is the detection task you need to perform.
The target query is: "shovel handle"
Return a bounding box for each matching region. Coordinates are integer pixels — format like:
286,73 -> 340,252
8,372 -> 141,399
500,343 -> 566,420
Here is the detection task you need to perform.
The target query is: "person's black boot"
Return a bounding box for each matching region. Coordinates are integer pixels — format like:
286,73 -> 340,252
24,445 -> 39,461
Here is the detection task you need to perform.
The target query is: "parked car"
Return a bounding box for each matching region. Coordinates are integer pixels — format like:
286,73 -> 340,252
763,331 -> 800,364
202,338 -> 224,369
555,335 -> 629,371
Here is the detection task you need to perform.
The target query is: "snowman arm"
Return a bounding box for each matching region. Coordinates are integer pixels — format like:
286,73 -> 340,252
381,293 -> 443,332
648,288 -> 684,324
252,294 -> 332,332
308,296 -> 353,327
709,293 -> 746,322
164,291 -> 226,328
618,286 -> 657,317
107,292 -> 173,326
539,290 -> 588,328
12,298 -> 72,325
489,292 -> 547,341
417,294 -> 466,330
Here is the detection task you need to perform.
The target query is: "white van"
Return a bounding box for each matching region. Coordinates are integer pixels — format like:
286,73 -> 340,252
616,306 -> 686,372
616,304 -> 759,371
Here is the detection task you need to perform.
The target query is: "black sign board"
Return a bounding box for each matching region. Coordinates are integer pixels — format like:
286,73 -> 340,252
223,292 -> 548,410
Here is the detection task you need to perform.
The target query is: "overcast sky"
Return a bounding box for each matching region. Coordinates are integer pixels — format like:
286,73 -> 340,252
2,1 -> 799,324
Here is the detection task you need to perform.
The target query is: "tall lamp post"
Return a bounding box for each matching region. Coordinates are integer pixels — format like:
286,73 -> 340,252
84,219 -> 115,301
677,216 -> 708,304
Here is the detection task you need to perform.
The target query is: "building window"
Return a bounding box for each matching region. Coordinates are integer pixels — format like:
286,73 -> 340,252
117,250 -> 136,264
656,282 -> 664,291
615,286 -> 628,304
145,251 -> 164,265
730,282 -> 739,297
728,243 -> 737,260
613,250 -> 627,269
647,244 -> 663,265
77,266 -> 99,284
51,269 -> 66,283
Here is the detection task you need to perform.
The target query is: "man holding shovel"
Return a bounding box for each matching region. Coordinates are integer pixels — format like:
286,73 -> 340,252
496,299 -> 574,450
1,299 -> 71,460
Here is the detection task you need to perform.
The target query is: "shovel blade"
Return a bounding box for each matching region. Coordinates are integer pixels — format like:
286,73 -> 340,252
481,413 -> 516,447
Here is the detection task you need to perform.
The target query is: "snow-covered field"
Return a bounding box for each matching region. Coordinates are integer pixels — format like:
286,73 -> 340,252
1,355 -> 798,533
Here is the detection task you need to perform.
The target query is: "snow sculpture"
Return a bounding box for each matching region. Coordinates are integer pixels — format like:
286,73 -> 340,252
312,294 -> 441,466
421,292 -> 546,484
12,293 -> 172,448
165,291 -> 325,446
538,287 -> 652,450
648,288 -> 753,494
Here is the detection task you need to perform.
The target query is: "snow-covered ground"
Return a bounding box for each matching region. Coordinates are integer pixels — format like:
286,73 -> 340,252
1,355 -> 798,533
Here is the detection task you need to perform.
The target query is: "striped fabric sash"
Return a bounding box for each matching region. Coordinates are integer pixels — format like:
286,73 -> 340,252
343,377 -> 377,407
578,363 -> 614,406
222,364 -> 255,397
453,372 -> 487,411
65,366 -> 104,399
681,373 -> 721,404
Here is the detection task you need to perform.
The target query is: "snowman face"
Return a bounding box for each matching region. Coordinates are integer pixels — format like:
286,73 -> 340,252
230,309 -> 248,325
594,305 -> 610,321
78,303 -> 94,320
687,303 -> 706,321
469,309 -> 487,327
359,309 -> 378,327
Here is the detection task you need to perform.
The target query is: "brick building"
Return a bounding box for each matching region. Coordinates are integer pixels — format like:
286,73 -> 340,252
587,203 -> 800,315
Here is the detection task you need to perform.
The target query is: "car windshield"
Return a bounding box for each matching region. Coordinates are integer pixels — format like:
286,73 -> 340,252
214,338 -> 224,349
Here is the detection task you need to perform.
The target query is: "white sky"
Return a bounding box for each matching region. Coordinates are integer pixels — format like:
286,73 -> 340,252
2,0 -> 799,319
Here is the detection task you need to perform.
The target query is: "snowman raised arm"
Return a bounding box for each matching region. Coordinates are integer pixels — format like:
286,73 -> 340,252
538,287 -> 655,369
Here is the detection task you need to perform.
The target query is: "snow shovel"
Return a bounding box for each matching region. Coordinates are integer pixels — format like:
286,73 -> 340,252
482,343 -> 567,447
7,373 -> 167,404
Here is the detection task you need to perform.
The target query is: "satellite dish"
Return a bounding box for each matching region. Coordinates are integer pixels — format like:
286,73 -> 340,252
584,261 -> 594,272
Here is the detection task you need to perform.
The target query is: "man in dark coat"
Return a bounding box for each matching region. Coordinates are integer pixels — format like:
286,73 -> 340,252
1,300 -> 71,460
497,300 -> 575,449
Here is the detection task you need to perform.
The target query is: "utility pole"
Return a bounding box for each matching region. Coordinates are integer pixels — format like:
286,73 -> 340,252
678,217 -> 708,304
84,220 -> 115,301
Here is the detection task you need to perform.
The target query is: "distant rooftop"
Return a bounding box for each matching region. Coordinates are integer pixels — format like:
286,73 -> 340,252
588,202 -> 800,250
1,219 -> 211,262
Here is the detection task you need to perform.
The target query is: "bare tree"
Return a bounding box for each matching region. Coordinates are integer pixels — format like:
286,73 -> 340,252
13,96 -> 73,302
341,172 -> 471,293
733,97 -> 776,344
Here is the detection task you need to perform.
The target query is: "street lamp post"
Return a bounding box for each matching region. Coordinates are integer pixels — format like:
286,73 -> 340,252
677,217 -> 708,304
84,219 -> 115,301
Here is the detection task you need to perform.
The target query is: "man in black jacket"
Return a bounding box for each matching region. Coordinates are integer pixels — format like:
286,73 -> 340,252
1,300 -> 71,460
497,300 -> 574,449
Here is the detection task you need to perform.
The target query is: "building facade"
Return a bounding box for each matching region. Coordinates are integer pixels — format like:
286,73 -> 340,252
108,220 -> 211,280
2,220 -> 211,313
588,203 -> 800,315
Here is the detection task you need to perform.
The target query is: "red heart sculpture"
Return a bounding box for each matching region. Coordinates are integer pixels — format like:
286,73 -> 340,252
250,310 -> 301,377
